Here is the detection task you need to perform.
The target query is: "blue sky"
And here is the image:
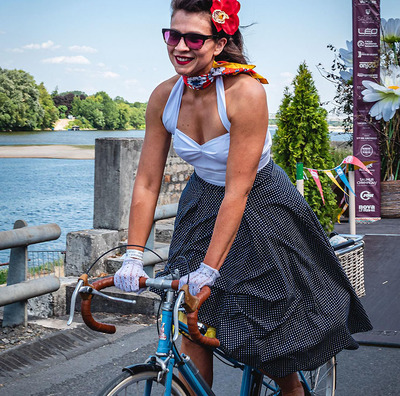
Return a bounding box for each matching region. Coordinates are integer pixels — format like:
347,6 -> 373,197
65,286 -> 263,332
0,0 -> 399,113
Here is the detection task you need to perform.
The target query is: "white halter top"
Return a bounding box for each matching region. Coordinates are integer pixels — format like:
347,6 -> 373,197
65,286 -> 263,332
162,76 -> 272,186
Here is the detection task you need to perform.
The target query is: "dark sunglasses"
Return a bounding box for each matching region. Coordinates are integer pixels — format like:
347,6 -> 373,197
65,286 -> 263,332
162,28 -> 216,50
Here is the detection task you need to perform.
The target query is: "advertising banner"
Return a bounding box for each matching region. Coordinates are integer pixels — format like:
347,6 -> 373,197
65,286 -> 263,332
352,0 -> 381,218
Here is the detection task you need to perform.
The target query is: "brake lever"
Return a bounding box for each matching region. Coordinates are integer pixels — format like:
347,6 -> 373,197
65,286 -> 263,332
173,290 -> 186,342
79,286 -> 137,305
67,279 -> 84,326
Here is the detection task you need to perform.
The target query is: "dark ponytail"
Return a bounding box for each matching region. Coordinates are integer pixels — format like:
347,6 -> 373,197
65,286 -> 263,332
170,0 -> 248,64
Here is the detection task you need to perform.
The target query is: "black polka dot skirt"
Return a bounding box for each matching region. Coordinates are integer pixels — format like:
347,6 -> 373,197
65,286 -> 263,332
157,159 -> 372,377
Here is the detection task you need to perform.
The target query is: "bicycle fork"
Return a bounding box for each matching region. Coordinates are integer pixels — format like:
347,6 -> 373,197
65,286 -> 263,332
145,288 -> 215,396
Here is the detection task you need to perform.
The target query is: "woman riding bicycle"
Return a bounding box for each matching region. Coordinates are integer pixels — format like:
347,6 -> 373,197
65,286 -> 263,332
114,1 -> 372,395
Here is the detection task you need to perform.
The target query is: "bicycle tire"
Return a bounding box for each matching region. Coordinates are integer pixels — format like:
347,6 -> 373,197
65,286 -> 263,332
98,369 -> 191,396
258,357 -> 336,396
301,357 -> 336,396
99,369 -> 190,396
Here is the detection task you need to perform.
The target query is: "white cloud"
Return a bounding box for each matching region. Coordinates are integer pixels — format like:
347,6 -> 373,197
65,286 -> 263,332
124,79 -> 139,85
42,55 -> 90,64
66,67 -> 88,73
69,45 -> 98,54
23,40 -> 60,50
98,71 -> 119,79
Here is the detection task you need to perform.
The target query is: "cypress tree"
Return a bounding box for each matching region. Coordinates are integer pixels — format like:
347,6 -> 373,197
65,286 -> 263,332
273,62 -> 339,233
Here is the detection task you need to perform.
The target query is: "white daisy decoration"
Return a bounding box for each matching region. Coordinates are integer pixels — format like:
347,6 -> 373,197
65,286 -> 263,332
339,40 -> 353,69
339,69 -> 353,83
361,65 -> 400,121
381,18 -> 400,44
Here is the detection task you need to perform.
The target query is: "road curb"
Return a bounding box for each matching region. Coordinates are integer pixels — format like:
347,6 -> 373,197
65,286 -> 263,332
0,325 -> 108,383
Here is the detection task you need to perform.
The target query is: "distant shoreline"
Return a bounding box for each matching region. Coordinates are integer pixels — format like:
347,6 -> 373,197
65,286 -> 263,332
0,145 -> 95,159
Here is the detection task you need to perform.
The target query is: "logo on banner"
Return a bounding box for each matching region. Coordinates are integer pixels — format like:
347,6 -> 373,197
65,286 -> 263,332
360,191 -> 374,200
358,15 -> 380,24
359,0 -> 377,4
358,28 -> 378,36
357,40 -> 379,48
359,205 -> 376,212
357,72 -> 379,78
357,178 -> 378,186
358,51 -> 379,58
359,61 -> 377,69
360,144 -> 374,157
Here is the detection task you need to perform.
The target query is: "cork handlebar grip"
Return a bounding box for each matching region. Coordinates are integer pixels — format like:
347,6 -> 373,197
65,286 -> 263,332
185,286 -> 221,348
80,276 -> 116,334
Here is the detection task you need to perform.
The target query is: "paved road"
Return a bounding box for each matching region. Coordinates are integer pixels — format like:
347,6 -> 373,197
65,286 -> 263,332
1,219 -> 398,395
0,321 -> 399,396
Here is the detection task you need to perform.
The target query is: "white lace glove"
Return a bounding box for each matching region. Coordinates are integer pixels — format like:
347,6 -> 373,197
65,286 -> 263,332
178,262 -> 220,296
114,249 -> 148,293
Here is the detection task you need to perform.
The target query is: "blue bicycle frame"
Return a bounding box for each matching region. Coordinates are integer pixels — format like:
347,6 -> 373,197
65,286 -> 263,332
122,284 -> 283,396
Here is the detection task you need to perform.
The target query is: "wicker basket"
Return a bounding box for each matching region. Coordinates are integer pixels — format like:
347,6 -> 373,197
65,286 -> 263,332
335,236 -> 365,298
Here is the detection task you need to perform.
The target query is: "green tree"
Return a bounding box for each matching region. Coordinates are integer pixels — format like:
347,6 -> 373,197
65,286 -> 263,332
0,68 -> 43,131
38,82 -> 58,129
53,92 -> 86,115
273,62 -> 339,232
129,104 -> 146,129
116,102 -> 131,129
51,86 -> 59,98
57,105 -> 68,118
72,96 -> 104,129
95,91 -> 118,130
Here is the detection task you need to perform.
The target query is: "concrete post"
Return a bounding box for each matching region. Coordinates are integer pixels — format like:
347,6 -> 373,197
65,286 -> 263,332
3,220 -> 28,327
65,138 -> 143,276
93,138 -> 144,230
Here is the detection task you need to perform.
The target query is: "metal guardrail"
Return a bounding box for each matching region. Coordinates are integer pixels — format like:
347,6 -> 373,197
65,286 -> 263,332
0,220 -> 62,327
145,203 -> 178,251
141,204 -> 178,277
27,250 -> 65,279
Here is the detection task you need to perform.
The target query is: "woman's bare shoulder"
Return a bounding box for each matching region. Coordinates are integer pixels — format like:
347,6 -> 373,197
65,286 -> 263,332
148,75 -> 181,109
224,74 -> 267,117
225,73 -> 266,99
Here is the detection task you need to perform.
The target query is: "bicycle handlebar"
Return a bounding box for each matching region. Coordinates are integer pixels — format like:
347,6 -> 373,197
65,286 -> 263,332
183,285 -> 220,348
78,275 -> 220,348
80,276 -> 117,334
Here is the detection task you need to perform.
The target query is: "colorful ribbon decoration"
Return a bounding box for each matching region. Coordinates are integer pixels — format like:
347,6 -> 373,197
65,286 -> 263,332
342,155 -> 372,175
307,169 -> 325,205
334,165 -> 356,196
323,170 -> 348,196
302,155 -> 370,204
338,203 -> 349,223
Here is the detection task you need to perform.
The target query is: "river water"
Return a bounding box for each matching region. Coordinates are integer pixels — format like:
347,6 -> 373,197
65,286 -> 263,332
0,130 -> 145,264
0,128 -> 349,264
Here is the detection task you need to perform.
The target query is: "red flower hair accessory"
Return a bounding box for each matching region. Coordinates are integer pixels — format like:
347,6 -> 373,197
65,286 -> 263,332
211,0 -> 241,36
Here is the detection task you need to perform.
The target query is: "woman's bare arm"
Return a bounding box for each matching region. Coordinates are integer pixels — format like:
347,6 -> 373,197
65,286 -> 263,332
126,81 -> 174,250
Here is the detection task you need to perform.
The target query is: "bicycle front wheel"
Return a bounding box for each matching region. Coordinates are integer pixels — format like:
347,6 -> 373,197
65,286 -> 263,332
99,369 -> 190,396
300,357 -> 336,396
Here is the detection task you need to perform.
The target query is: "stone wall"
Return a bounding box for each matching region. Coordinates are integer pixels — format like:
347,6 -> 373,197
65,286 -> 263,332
159,146 -> 193,205
65,138 -> 192,277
